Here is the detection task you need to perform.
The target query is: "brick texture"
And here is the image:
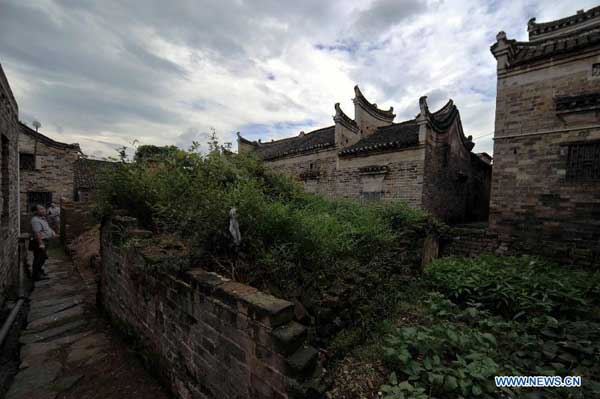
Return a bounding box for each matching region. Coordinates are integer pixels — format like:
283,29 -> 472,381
0,64 -> 20,306
100,217 -> 322,399
490,43 -> 600,267
18,128 -> 80,232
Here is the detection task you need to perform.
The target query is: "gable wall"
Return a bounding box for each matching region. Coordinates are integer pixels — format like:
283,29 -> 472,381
19,132 -> 79,232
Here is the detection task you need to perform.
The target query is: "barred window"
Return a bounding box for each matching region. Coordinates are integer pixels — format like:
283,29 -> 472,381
566,141 -> 600,181
19,153 -> 35,170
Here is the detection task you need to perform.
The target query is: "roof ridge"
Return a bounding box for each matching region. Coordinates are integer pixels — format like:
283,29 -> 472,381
19,122 -> 81,151
257,125 -> 335,146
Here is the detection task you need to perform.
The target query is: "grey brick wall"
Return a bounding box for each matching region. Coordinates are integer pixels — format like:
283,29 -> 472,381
0,64 -> 20,306
100,216 -> 322,399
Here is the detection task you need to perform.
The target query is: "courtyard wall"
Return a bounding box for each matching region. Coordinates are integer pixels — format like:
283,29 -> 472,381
100,216 -> 322,399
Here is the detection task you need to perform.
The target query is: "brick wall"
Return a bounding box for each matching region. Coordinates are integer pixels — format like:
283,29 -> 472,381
490,49 -> 600,267
100,216 -> 322,399
265,147 -> 425,207
0,64 -> 20,306
19,131 -> 79,232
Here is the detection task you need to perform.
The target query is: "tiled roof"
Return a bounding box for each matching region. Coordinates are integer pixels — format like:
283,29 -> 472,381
20,123 -> 81,151
251,126 -> 335,160
74,158 -> 117,190
510,27 -> 600,66
339,121 -> 419,156
528,6 -> 600,40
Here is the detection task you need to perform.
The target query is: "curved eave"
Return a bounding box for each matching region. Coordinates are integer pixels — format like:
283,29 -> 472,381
420,98 -> 475,152
353,85 -> 395,119
334,103 -> 358,130
236,132 -> 258,146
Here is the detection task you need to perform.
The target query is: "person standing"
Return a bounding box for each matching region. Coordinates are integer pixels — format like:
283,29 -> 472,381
31,204 -> 56,281
47,202 -> 61,234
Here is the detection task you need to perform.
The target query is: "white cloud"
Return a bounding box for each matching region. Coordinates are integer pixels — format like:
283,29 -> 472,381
1,0 -> 598,158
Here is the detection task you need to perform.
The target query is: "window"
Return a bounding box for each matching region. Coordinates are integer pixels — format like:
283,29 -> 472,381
1,134 -> 9,222
27,192 -> 52,212
566,141 -> 600,181
19,153 -> 35,170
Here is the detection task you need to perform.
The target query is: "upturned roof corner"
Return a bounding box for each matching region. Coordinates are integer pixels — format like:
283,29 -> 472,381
353,85 -> 395,120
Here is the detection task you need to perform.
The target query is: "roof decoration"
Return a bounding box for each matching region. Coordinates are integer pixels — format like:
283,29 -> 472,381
353,85 -> 395,120
334,103 -> 359,131
528,6 -> 600,41
19,122 -> 81,151
238,126 -> 335,161
492,7 -> 600,69
417,96 -> 474,152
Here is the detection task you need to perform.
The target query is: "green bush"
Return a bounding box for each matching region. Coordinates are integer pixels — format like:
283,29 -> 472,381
426,255 -> 600,318
97,146 -> 443,351
381,258 -> 600,399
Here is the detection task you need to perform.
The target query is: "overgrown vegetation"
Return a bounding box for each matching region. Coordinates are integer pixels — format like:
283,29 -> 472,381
97,143 -> 443,350
380,256 -> 600,399
97,143 -> 599,398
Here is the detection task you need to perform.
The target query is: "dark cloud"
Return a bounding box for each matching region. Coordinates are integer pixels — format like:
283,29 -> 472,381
352,0 -> 428,36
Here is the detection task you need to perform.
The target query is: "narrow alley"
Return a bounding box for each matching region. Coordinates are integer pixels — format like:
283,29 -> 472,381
6,249 -> 169,399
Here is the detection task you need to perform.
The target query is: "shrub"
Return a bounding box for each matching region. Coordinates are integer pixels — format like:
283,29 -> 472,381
426,255 -> 600,318
96,146 -> 443,351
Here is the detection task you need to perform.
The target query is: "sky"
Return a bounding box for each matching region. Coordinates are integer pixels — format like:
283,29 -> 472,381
1,0 -> 598,159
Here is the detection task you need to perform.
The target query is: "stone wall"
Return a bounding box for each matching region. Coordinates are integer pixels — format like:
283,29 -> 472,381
422,121 -> 490,224
100,216 -> 322,399
265,147 -> 425,207
19,129 -> 80,232
0,64 -> 20,306
60,200 -> 97,245
265,149 -> 339,198
490,47 -> 600,267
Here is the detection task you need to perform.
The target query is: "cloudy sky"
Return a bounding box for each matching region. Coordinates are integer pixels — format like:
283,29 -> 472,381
1,0 -> 597,158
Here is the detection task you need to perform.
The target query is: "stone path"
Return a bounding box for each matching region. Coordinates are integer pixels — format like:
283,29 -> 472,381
6,250 -> 170,399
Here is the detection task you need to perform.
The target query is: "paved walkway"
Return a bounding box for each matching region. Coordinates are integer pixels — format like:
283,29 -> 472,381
6,250 -> 170,399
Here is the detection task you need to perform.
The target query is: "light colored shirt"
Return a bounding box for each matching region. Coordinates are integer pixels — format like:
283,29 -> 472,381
31,216 -> 56,240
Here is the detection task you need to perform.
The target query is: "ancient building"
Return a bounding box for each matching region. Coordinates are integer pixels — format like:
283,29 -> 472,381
0,64 -> 20,305
74,158 -> 115,202
18,123 -> 81,231
239,86 -> 491,223
490,7 -> 600,265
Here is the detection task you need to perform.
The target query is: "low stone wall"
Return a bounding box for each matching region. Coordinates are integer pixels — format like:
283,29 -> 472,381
100,216 -> 322,399
60,200 -> 97,245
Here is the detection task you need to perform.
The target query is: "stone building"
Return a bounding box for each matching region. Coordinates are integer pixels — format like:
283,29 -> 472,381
239,86 -> 491,223
18,122 -> 81,231
74,158 -> 115,202
490,7 -> 600,264
0,64 -> 20,305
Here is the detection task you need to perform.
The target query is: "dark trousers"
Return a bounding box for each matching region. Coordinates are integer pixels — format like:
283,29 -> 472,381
32,240 -> 48,279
